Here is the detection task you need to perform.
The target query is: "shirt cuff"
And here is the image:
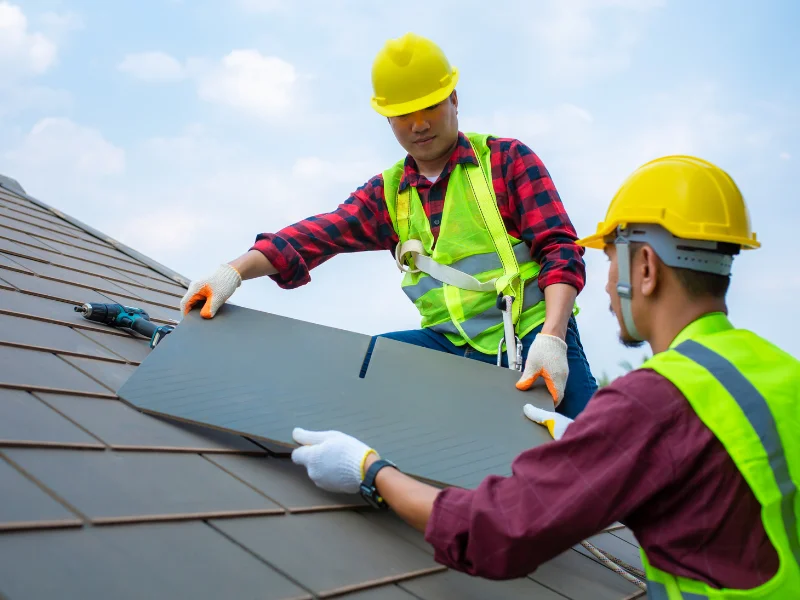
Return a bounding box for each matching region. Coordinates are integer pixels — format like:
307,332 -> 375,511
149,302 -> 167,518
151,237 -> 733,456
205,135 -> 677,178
250,235 -> 310,289
423,486 -> 475,570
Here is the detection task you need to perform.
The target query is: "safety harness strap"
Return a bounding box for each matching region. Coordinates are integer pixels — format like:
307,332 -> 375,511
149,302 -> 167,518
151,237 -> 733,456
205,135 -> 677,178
395,239 -> 497,292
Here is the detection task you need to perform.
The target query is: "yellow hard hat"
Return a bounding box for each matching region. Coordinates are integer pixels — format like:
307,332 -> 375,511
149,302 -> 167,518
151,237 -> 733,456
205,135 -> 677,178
576,155 -> 760,250
370,33 -> 459,117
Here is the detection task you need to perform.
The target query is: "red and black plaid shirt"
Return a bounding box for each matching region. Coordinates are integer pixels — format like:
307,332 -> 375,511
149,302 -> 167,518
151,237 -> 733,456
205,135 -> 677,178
252,132 -> 586,292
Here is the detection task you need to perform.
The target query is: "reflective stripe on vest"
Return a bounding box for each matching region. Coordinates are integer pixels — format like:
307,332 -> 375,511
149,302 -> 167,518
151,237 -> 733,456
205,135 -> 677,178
640,313 -> 800,599
403,242 -> 534,303
648,581 -> 708,600
382,132 -> 556,354
675,340 -> 800,566
430,276 -> 544,338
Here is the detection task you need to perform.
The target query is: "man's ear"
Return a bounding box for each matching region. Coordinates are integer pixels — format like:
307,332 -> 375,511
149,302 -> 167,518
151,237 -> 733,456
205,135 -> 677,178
638,245 -> 660,298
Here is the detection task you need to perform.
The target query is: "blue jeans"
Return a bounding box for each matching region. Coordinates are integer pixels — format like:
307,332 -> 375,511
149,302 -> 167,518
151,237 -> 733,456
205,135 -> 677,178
363,316 -> 597,419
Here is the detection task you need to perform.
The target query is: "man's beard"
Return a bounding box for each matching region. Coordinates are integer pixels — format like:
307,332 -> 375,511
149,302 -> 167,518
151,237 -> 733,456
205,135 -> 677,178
610,304 -> 646,348
619,334 -> 646,349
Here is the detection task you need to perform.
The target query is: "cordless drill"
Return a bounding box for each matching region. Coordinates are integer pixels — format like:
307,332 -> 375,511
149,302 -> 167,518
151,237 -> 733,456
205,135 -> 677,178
74,302 -> 175,349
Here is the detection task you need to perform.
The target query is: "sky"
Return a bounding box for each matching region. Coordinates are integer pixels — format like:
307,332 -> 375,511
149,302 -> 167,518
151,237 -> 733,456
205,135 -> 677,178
1,0 -> 798,380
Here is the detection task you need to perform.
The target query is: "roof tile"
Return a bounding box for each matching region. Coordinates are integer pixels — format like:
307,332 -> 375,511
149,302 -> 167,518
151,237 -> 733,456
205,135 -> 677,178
210,512 -> 443,597
59,355 -> 138,393
530,547 -> 641,599
0,521 -> 312,599
0,454 -> 81,530
0,344 -> 112,396
0,266 -> 122,306
3,448 -> 285,523
73,328 -> 152,363
204,454 -> 367,511
3,254 -> 147,298
0,389 -> 103,449
399,569 -> 565,600
39,393 -> 265,453
0,313 -> 123,361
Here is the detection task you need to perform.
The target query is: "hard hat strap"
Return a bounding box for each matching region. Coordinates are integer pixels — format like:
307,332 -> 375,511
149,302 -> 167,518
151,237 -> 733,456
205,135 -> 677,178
617,224 -> 734,276
614,232 -> 644,342
612,223 -> 736,342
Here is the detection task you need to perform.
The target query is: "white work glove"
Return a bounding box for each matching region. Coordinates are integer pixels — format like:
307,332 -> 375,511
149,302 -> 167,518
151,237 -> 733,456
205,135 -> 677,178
516,333 -> 569,407
291,428 -> 377,494
523,404 -> 574,441
180,264 -> 242,319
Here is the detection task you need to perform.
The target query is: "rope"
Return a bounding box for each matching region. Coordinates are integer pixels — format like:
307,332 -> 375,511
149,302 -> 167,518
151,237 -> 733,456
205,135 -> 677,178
597,545 -> 646,579
580,540 -> 647,591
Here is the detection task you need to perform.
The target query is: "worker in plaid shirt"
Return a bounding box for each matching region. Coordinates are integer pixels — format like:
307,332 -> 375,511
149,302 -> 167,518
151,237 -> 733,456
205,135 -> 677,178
182,33 -> 597,419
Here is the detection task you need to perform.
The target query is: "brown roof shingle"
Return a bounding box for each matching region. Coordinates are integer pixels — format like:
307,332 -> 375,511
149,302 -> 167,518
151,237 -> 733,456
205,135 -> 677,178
0,174 -> 644,599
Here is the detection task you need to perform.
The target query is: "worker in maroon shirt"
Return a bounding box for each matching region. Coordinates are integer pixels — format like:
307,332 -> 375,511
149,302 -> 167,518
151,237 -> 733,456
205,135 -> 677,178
180,33 -> 597,419
290,156 -> 800,597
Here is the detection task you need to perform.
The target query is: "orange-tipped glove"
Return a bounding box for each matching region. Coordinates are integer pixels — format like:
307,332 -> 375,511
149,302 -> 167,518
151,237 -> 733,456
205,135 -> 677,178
516,333 -> 569,407
180,264 -> 242,319
523,404 -> 573,441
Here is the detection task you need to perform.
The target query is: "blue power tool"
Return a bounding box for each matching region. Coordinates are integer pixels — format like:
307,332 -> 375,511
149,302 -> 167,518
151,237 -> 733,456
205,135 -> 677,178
74,302 -> 174,349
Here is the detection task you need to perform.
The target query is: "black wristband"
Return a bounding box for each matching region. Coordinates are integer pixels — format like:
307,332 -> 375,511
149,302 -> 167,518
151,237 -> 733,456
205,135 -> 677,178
359,458 -> 397,510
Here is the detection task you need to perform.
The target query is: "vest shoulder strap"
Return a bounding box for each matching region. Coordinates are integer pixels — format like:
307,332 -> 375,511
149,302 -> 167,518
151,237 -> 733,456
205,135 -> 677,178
382,158 -> 405,237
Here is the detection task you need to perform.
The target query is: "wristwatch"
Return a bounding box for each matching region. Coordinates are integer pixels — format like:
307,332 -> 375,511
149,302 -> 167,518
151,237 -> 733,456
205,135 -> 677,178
359,458 -> 397,510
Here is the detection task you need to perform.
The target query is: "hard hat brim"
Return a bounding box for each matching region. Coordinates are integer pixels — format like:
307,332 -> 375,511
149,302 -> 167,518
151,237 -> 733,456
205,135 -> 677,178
576,218 -> 761,250
371,69 -> 459,117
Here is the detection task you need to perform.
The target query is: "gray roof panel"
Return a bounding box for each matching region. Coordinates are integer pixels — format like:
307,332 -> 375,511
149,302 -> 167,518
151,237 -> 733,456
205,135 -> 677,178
59,355 -> 138,393
0,389 -> 103,449
0,455 -> 81,530
3,448 -> 285,523
0,287 -> 107,325
0,234 -> 50,260
399,569 -> 565,600
119,304 -> 555,489
38,393 -> 266,453
578,532 -> 643,572
337,586 -> 417,599
1,253 -> 147,298
0,521 -> 311,600
0,313 -> 123,361
73,328 -> 154,363
210,512 -> 443,597
530,547 -> 641,599
204,454 -> 367,511
0,344 -> 112,396
0,266 -> 122,306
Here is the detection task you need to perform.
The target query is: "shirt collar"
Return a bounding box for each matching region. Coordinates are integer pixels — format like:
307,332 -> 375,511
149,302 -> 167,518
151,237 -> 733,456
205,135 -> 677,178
669,312 -> 733,349
398,132 -> 479,192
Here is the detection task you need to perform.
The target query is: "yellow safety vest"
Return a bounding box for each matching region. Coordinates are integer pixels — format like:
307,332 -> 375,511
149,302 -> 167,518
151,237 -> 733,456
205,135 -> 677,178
383,132 -> 573,354
640,312 -> 800,599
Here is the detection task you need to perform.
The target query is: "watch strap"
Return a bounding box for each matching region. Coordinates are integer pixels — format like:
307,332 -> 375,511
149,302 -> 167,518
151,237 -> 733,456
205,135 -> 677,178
359,458 -> 397,509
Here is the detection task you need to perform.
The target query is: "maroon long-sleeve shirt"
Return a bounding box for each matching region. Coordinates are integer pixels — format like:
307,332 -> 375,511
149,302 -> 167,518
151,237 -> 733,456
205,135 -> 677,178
251,132 -> 585,293
425,368 -> 778,589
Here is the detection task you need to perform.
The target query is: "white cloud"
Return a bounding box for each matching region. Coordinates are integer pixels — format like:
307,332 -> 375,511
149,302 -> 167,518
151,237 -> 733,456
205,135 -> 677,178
117,48 -> 300,120
0,1 -> 58,76
526,0 -> 665,86
38,10 -> 84,41
4,118 -> 125,180
780,152 -> 791,161
117,51 -> 186,82
194,50 -> 297,120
